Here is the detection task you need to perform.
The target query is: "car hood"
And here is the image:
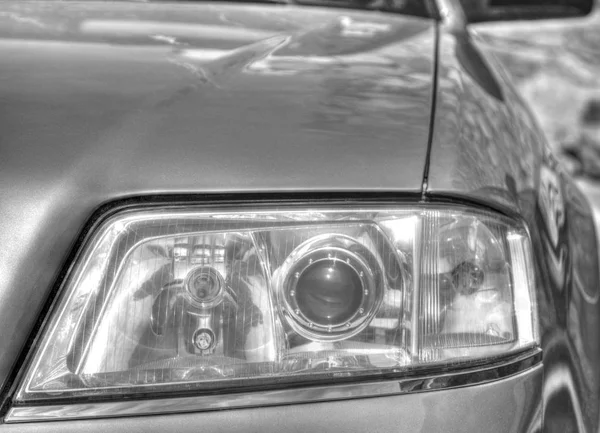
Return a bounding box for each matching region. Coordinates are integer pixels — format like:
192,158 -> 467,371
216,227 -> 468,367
0,1 -> 435,392
1,1 -> 435,194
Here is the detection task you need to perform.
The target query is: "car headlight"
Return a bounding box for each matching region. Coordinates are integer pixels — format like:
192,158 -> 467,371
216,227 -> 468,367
13,203 -> 539,407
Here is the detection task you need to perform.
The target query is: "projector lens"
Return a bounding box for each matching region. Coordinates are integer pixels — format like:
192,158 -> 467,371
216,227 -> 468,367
295,260 -> 364,326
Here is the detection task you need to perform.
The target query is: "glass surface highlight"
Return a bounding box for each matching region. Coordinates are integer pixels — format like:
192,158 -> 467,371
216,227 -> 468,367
17,205 -> 539,401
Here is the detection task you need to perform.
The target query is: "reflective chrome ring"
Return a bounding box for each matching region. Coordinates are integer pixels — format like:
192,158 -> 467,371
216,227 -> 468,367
184,266 -> 225,309
277,234 -> 384,342
192,328 -> 216,351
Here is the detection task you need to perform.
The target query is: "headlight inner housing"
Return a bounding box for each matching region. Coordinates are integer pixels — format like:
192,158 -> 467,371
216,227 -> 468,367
14,202 -> 539,404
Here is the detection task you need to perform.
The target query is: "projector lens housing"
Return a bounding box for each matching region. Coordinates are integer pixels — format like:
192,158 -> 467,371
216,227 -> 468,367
13,203 -> 539,406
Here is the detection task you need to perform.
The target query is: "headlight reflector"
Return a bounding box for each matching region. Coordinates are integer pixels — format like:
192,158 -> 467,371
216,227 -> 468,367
15,203 -> 539,402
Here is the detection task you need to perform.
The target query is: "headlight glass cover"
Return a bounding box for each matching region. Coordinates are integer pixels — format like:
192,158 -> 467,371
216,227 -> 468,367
16,204 -> 538,401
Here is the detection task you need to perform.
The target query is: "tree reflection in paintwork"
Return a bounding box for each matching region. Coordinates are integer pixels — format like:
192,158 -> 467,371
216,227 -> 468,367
429,32 -> 541,209
246,15 -> 435,142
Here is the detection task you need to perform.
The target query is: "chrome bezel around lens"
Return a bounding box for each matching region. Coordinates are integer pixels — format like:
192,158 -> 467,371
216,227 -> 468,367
277,234 -> 384,342
184,266 -> 225,309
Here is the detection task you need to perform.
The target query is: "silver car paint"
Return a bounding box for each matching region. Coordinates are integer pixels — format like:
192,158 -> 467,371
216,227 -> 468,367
0,1 -> 435,394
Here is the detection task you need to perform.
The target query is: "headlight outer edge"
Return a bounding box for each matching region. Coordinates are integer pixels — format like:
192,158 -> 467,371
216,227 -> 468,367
1,193 -> 542,422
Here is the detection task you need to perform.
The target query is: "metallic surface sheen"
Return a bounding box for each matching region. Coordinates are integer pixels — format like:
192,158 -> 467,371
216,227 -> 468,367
5,349 -> 541,422
1,1 -> 599,432
5,364 -> 542,431
0,1 -> 435,395
428,21 -> 600,433
427,31 -> 541,209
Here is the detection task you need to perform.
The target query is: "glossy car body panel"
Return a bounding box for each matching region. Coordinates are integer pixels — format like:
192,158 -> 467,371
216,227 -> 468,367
3,365 -> 542,432
5,348 -> 541,422
427,32 -> 541,210
0,1 -> 598,432
427,24 -> 600,433
0,1 -> 435,396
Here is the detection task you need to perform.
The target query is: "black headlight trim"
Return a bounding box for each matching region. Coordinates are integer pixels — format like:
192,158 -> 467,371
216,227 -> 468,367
3,192 -> 535,423
6,347 -> 541,423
